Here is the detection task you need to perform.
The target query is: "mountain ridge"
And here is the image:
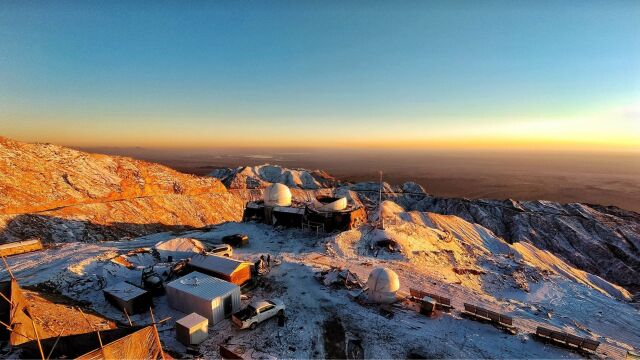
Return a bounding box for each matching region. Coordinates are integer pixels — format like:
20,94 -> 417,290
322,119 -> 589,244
210,163 -> 640,294
1,138 -> 638,294
0,137 -> 243,242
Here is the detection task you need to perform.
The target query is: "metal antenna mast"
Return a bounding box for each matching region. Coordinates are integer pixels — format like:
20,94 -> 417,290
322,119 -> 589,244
378,170 -> 384,229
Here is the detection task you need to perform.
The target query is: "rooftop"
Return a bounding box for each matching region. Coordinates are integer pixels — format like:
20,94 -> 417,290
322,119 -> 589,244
166,271 -> 239,300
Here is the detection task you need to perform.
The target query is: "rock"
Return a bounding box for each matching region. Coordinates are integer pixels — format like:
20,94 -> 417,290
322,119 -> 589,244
0,137 -> 243,243
411,196 -> 640,293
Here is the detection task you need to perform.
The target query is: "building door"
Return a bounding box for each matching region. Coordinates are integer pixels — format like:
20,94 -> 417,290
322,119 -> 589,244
223,295 -> 233,317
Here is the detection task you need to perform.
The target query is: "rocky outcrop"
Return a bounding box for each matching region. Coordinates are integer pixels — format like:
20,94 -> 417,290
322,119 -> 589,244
3,141 -> 639,294
409,197 -> 640,293
211,163 -> 640,293
0,137 -> 243,242
209,164 -> 340,189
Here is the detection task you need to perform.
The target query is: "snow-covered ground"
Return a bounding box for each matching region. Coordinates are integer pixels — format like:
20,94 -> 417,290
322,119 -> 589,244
3,216 -> 639,359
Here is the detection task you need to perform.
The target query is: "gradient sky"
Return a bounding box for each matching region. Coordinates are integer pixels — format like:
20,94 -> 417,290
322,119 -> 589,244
1,1 -> 639,150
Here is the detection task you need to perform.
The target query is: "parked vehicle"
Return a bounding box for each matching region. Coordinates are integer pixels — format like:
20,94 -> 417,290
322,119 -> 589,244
232,299 -> 285,330
206,243 -> 233,257
222,234 -> 249,247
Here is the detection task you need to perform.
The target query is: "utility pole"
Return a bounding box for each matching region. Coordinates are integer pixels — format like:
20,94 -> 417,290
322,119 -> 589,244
378,171 -> 384,229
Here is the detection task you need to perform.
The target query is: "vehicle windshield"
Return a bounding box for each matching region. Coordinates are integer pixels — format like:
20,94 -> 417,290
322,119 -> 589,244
266,300 -> 275,306
247,305 -> 257,316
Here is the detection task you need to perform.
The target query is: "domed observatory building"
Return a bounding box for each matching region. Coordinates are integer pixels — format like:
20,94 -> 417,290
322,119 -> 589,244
365,267 -> 400,304
304,196 -> 366,233
243,183 -> 305,226
263,183 -> 292,207
243,183 -> 366,232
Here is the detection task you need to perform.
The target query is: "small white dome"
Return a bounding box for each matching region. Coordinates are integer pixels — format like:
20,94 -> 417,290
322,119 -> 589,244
264,183 -> 292,206
366,267 -> 400,303
314,197 -> 347,211
154,238 -> 206,261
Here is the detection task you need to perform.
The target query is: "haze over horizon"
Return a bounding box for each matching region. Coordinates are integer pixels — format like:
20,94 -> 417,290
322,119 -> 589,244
1,1 -> 639,151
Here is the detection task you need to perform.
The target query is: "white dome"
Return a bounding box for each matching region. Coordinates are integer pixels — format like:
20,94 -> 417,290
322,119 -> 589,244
366,267 -> 400,303
154,238 -> 206,261
264,183 -> 292,206
314,197 -> 347,211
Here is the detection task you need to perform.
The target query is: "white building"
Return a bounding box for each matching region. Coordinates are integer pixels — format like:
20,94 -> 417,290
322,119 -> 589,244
166,271 -> 241,324
175,312 -> 209,346
365,267 -> 400,304
313,196 -> 348,212
264,183 -> 292,207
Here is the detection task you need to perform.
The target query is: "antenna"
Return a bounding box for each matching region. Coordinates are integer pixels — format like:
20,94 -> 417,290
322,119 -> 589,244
378,171 -> 384,230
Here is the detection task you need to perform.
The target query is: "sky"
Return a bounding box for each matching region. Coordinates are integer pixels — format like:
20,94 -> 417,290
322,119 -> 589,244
0,1 -> 639,150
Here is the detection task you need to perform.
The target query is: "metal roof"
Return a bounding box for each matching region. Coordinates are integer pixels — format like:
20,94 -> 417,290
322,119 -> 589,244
176,312 -> 208,328
103,281 -> 147,301
189,254 -> 251,275
166,271 -> 239,300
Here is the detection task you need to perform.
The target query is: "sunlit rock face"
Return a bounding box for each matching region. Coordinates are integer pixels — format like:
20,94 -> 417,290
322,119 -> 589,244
209,164 -> 340,189
210,163 -> 640,294
409,196 -> 640,294
0,137 -> 243,243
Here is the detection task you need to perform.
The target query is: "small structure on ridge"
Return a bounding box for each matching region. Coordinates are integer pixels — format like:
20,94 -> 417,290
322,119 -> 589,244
264,183 -> 292,206
166,271 -> 241,324
103,281 -> 153,315
243,183 -> 366,232
187,254 -> 253,286
175,312 -> 209,346
365,267 -> 400,304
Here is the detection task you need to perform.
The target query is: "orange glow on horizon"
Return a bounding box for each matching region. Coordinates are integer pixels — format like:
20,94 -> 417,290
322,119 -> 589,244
2,103 -> 638,152
6,134 -> 635,153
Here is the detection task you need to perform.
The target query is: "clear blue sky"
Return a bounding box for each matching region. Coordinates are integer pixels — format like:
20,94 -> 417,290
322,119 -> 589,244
0,1 -> 639,149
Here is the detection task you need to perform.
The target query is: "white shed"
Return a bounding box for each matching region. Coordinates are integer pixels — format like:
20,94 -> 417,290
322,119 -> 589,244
166,272 -> 241,324
175,312 -> 208,346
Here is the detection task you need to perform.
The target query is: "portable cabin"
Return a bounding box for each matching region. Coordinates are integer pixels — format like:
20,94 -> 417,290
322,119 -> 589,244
103,281 -> 152,315
188,254 -> 253,286
166,271 -> 241,324
175,312 -> 208,346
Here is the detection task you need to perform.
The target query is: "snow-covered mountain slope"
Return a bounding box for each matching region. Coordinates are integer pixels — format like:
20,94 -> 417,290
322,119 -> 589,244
214,163 -> 640,294
2,141 -> 638,296
5,218 -> 638,358
209,164 -> 340,189
322,206 -> 640,354
0,137 -> 243,242
361,201 -> 631,300
407,196 -> 640,294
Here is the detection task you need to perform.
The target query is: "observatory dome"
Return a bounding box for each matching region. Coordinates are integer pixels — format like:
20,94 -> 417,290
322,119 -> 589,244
365,267 -> 400,304
263,183 -> 292,207
314,196 -> 348,211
